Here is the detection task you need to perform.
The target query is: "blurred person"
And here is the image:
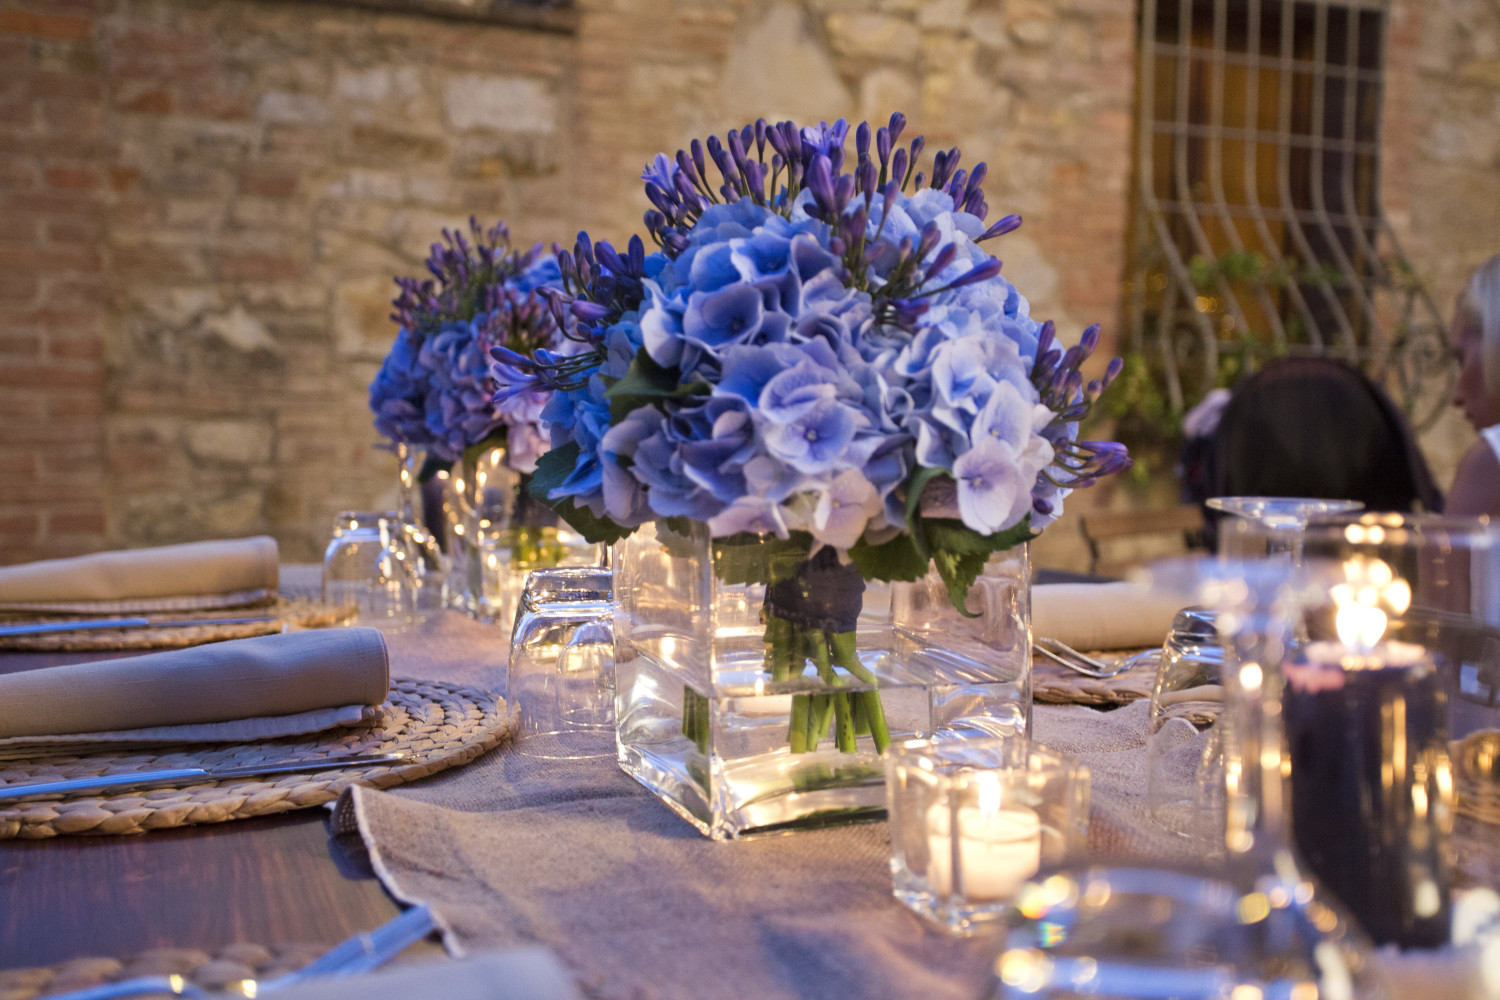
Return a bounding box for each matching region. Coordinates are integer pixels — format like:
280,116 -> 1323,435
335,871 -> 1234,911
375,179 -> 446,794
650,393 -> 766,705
1447,253 -> 1500,518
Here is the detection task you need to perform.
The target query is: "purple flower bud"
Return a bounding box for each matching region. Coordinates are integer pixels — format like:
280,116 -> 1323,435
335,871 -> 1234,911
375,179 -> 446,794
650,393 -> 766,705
1104,356 -> 1124,386
946,258 -> 1001,291
1035,320 -> 1055,359
1079,324 -> 1101,355
644,182 -> 677,218
856,121 -> 871,160
569,300 -> 611,322
916,222 -> 941,260
923,244 -> 957,283
888,112 -> 906,144
690,139 -> 707,183
753,118 -> 767,156
980,214 -> 1023,243
948,168 -> 968,200
596,241 -> 626,276
765,123 -> 789,158
727,127 -> 749,175
965,162 -> 987,199
912,171 -> 926,190
858,159 -> 877,202
834,173 -> 855,209
489,344 -> 533,367
744,159 -> 766,202
877,126 -> 892,168
807,155 -> 837,215
891,148 -> 908,188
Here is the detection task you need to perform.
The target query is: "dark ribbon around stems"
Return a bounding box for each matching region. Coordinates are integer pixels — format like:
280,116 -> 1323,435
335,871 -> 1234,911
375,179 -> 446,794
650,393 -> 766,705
763,547 -> 890,755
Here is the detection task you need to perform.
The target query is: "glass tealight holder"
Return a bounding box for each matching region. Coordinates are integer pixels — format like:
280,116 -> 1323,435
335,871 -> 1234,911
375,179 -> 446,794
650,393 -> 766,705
885,737 -> 1089,936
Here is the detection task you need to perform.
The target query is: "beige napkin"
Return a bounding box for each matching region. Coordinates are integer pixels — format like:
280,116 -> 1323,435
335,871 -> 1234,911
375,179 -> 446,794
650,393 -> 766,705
0,627 -> 390,742
273,950 -> 582,1000
1032,581 -> 1186,651
0,536 -> 280,612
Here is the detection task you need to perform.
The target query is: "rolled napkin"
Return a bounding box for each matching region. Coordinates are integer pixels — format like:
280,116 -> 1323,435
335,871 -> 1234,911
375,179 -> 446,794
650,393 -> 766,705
0,536 -> 279,611
1032,581 -> 1186,651
0,627 -> 389,741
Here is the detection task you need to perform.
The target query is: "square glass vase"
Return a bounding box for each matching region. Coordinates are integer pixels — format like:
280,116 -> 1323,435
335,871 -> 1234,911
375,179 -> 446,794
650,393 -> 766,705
613,519 -> 1033,840
444,448 -> 598,624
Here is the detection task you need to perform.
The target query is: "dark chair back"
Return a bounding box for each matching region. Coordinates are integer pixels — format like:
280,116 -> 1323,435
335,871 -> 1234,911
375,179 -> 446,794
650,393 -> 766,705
1205,357 -> 1443,515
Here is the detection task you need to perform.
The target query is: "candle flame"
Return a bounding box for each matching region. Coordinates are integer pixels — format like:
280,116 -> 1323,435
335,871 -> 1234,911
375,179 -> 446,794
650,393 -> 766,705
1332,556 -> 1412,653
975,772 -> 1001,814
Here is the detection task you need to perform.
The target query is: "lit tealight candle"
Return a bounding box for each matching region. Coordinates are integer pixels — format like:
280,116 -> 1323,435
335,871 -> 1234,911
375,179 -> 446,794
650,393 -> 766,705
926,779 -> 1042,901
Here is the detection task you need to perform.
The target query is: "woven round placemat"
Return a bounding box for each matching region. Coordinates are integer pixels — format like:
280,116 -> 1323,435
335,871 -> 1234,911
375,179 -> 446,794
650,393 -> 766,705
0,597 -> 358,653
0,678 -> 512,839
1033,647 -> 1157,707
0,941 -> 334,1000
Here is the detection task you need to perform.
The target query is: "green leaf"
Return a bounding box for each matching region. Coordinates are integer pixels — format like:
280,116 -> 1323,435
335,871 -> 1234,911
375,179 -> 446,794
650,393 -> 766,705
548,497 -> 638,546
849,532 -> 929,583
933,549 -> 990,618
902,465 -> 950,560
525,443 -> 636,546
528,442 -> 580,504
711,531 -> 812,587
919,516 -> 1037,618
604,348 -> 710,422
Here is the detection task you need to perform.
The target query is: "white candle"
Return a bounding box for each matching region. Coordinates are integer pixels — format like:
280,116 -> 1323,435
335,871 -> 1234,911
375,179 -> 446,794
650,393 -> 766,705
926,803 -> 1042,901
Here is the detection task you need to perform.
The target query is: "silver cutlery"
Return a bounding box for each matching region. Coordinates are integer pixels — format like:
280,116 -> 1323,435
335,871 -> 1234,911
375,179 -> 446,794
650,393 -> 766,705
0,616 -> 279,638
1033,636 -> 1155,679
0,751 -> 409,802
42,903 -> 437,999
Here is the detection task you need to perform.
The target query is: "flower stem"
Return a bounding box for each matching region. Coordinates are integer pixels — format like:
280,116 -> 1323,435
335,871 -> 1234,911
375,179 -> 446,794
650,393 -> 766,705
788,693 -> 810,753
830,630 -> 890,753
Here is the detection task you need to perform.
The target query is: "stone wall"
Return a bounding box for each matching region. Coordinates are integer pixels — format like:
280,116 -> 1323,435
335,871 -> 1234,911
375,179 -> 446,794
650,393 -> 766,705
1,0 -> 1497,565
1386,0 -> 1500,482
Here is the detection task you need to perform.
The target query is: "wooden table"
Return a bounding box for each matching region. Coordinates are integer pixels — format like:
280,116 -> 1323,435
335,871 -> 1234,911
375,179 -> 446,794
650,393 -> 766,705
0,649 -> 415,971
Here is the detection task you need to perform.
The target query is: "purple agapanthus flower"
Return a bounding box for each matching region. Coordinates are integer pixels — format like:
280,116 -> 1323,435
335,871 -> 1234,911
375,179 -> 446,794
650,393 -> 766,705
371,220 -> 569,474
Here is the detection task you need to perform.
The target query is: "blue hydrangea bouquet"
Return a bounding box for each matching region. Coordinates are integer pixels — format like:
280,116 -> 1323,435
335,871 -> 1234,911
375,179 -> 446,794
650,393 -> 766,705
368,220 -> 587,618
494,114 -> 1129,774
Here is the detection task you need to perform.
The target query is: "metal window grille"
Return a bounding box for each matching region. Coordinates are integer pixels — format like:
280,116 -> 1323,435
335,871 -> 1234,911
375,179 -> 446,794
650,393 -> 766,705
1127,0 -> 1453,428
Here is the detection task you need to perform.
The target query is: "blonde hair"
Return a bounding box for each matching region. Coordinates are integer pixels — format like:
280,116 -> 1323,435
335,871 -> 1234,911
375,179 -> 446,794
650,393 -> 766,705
1460,252 -> 1500,395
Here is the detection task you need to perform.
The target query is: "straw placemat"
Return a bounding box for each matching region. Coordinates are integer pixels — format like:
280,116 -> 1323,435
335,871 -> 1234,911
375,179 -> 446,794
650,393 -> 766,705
1032,647 -> 1158,707
0,678 -> 512,839
0,942 -> 333,1000
0,597 -> 357,652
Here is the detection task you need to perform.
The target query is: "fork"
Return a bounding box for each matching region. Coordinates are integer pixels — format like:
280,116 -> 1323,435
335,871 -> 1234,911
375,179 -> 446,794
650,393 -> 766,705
1033,636 -> 1157,679
44,904 -> 436,1000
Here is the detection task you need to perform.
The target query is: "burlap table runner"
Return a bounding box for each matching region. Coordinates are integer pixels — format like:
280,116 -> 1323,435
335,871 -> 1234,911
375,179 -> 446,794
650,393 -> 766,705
331,605 -> 1210,1000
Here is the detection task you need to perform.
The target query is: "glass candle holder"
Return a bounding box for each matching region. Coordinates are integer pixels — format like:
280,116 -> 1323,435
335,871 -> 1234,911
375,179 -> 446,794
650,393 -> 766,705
885,737 -> 1089,936
1212,513 -> 1500,947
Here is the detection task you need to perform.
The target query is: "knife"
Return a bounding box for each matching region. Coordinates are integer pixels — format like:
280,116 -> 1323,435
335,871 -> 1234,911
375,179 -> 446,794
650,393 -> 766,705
0,751 -> 409,802
0,615 -> 280,638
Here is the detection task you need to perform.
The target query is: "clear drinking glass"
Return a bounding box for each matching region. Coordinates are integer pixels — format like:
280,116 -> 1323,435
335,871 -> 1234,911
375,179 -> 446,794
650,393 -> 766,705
992,863 -> 1385,998
322,510 -> 420,621
1145,607 -> 1227,846
508,567 -> 615,760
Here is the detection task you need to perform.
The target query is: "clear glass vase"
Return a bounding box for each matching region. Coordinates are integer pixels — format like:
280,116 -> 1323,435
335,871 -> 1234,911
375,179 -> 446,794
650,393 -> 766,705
613,519 -> 1032,840
444,447 -> 596,624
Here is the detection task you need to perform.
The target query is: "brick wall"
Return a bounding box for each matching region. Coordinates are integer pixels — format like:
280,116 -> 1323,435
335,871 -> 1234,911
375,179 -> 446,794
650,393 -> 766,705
1,0 -> 1497,565
0,1 -> 110,564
